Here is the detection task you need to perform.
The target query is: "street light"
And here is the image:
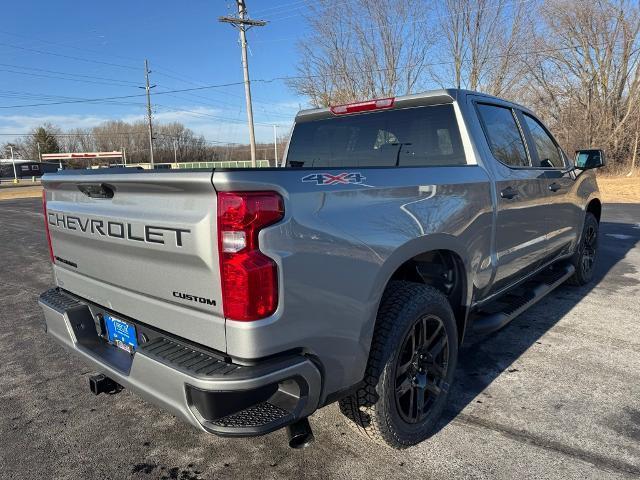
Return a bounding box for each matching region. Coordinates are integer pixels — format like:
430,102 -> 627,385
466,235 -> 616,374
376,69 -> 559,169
10,145 -> 18,183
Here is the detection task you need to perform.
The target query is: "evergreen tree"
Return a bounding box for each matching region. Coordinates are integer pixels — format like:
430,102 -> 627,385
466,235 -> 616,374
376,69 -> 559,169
31,126 -> 60,155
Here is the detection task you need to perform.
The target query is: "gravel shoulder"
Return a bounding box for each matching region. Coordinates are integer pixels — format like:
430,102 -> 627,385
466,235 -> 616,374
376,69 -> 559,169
0,184 -> 43,200
598,176 -> 640,203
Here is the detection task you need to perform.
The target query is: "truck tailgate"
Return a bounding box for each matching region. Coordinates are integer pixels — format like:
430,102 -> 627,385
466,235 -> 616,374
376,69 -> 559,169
42,170 -> 225,351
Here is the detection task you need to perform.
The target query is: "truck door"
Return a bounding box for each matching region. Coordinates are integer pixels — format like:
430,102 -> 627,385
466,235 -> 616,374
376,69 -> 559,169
475,102 -> 551,293
517,111 -> 581,260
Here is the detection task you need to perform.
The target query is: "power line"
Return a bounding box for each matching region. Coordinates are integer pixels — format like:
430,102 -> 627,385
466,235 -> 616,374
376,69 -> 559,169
150,65 -> 289,112
0,29 -> 142,65
0,63 -> 140,85
0,41 -> 610,111
250,0 -> 309,16
0,32 -> 291,113
153,73 -> 299,114
0,81 -> 247,109
158,89 -> 293,120
0,27 -> 222,94
259,0 -> 351,22
0,88 -> 146,108
152,68 -> 205,87
0,93 -> 287,130
0,41 -> 140,70
0,131 -> 149,137
153,104 -> 289,127
0,70 -> 288,128
0,92 -> 145,108
0,89 -> 87,101
0,67 -> 141,88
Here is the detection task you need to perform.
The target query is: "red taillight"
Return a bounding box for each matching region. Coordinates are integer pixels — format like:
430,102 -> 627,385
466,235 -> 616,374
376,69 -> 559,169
42,190 -> 55,263
217,191 -> 284,321
330,97 -> 395,115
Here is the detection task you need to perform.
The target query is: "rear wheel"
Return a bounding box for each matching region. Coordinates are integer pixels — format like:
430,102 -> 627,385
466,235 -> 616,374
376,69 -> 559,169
339,281 -> 458,448
569,212 -> 599,286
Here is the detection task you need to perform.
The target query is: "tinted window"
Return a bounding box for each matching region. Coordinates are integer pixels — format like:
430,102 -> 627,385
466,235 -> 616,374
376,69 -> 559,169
286,104 -> 466,168
522,113 -> 563,168
476,103 -> 529,167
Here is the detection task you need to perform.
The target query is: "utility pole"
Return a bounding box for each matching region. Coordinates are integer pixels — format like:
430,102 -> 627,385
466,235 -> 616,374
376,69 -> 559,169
219,1 -> 266,167
173,138 -> 178,165
272,124 -> 278,165
37,142 -> 42,162
141,59 -> 156,167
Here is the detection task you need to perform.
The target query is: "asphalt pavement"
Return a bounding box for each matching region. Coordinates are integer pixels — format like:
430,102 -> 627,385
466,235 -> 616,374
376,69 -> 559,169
0,198 -> 639,479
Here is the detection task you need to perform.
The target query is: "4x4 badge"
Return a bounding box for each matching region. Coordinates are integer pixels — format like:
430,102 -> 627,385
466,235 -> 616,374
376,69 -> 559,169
301,172 -> 366,186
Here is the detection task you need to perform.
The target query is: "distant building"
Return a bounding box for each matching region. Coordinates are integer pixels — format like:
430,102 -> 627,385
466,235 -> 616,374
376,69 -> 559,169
0,159 -> 59,179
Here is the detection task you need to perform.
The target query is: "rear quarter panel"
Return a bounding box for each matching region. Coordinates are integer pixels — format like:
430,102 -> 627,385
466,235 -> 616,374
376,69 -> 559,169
215,165 -> 493,399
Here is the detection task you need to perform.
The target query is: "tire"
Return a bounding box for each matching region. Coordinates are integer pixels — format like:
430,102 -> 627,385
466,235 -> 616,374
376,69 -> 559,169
568,212 -> 599,286
338,281 -> 458,449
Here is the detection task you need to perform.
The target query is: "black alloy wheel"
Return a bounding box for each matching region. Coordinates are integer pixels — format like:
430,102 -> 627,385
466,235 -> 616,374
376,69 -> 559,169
581,222 -> 597,277
338,281 -> 458,448
569,212 -> 599,286
394,314 -> 449,424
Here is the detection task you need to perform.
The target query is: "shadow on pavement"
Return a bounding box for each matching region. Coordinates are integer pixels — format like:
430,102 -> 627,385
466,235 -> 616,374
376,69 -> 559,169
439,217 -> 640,429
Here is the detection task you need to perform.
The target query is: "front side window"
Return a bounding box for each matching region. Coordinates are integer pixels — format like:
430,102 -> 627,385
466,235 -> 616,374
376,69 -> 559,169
476,103 -> 529,167
522,114 -> 564,168
286,104 -> 466,168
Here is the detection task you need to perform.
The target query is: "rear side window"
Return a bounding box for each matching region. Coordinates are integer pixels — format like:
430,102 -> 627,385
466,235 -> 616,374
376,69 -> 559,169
476,103 -> 529,167
286,104 -> 466,168
522,113 -> 564,168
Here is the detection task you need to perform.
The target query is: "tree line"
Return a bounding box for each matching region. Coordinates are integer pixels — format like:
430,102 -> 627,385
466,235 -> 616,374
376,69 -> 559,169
289,0 -> 640,174
1,120 -> 287,167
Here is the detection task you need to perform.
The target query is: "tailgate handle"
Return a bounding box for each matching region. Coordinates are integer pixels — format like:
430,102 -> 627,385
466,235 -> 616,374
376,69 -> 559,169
500,186 -> 518,200
77,183 -> 115,199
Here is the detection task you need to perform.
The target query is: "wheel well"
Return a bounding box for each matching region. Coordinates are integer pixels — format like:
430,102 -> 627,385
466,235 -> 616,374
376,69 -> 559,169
387,250 -> 467,343
587,198 -> 602,223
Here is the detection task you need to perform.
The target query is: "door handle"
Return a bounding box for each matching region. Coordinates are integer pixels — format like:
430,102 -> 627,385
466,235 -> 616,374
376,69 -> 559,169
548,182 -> 562,192
500,186 -> 519,199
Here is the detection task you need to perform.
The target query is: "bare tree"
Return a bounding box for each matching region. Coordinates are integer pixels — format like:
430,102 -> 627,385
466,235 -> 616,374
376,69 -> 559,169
58,128 -> 95,155
431,0 -> 531,96
154,122 -> 208,163
524,0 -> 640,172
289,0 -> 436,107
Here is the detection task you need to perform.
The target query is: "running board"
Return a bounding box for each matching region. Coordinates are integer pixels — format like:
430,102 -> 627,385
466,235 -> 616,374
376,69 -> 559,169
471,263 -> 575,334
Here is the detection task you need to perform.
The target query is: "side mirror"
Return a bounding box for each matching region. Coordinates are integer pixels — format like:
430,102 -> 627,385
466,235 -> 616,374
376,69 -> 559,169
575,149 -> 605,170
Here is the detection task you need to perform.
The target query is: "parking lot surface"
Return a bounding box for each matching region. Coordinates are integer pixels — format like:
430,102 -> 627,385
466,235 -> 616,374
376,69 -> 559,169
1,198 -> 639,479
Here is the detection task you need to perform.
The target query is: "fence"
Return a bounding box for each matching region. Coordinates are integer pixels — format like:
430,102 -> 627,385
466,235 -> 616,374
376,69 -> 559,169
176,160 -> 271,169
106,160 -> 273,170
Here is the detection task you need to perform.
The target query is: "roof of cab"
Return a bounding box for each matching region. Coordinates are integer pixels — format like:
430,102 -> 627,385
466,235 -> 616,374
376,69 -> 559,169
294,88 -> 530,123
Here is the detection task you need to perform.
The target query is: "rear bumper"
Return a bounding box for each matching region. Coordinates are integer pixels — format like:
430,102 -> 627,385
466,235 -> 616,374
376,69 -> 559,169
38,288 -> 322,437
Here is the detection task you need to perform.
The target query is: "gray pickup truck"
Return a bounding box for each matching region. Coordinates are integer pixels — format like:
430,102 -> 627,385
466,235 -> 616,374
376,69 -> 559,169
38,89 -> 604,449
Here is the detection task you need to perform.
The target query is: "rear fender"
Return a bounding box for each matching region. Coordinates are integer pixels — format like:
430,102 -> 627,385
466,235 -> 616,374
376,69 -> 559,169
359,234 -> 472,355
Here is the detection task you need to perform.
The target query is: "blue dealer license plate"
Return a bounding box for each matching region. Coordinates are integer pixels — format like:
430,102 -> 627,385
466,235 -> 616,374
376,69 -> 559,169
104,313 -> 138,354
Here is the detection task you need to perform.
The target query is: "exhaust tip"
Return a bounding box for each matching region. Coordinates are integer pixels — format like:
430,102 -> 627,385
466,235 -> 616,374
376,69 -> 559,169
286,418 -> 314,449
